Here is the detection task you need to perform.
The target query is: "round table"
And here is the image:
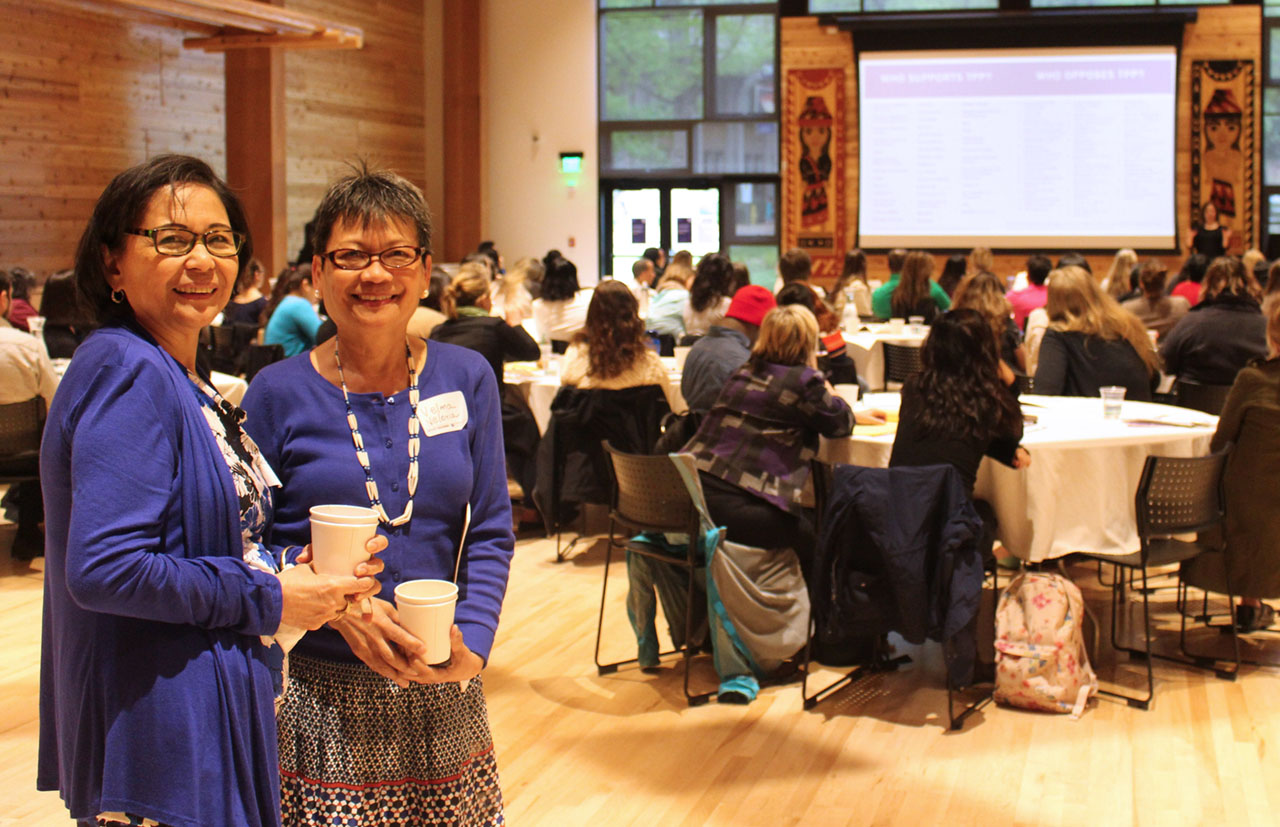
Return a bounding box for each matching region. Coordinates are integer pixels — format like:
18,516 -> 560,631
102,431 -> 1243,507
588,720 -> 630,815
820,393 -> 1218,562
505,357 -> 687,434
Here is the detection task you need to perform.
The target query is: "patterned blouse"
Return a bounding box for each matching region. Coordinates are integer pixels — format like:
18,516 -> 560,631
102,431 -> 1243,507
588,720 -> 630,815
683,360 -> 853,515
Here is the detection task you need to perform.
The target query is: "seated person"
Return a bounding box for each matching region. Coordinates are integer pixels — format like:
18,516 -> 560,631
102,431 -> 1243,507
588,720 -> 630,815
1159,256 -> 1268,387
561,279 -> 681,412
645,262 -> 692,338
776,283 -> 859,387
1122,259 -> 1189,341
430,268 -> 539,389
533,255 -> 592,352
263,266 -> 322,357
1033,265 -> 1158,401
222,257 -> 267,327
681,284 -> 775,414
890,309 -> 1030,566
1182,301 -> 1280,632
952,271 -> 1026,373
1007,253 -> 1052,330
682,304 -> 882,577
38,269 -> 95,358
0,269 -> 58,559
683,253 -> 735,337
877,250 -> 950,322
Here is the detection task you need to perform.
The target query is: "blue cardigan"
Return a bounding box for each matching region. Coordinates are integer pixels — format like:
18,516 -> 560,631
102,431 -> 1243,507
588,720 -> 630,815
242,340 -> 514,664
38,324 -> 284,826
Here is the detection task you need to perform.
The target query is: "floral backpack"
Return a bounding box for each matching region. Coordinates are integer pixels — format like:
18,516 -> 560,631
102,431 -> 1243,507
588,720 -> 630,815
994,571 -> 1098,719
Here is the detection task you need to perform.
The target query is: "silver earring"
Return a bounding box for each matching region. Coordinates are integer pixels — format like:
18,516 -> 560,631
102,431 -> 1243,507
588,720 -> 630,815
110,288 -> 126,304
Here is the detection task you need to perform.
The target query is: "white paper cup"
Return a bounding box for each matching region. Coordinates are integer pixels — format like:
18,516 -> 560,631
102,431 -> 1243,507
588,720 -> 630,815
309,504 -> 379,576
833,383 -> 860,408
889,317 -> 906,333
395,579 -> 458,665
673,345 -> 692,371
1100,386 -> 1126,420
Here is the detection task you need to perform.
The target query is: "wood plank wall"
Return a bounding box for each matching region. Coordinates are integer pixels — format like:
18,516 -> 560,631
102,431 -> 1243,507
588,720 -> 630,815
0,1 -> 225,276
781,8 -> 1262,285
283,0 -> 426,265
0,0 -> 427,279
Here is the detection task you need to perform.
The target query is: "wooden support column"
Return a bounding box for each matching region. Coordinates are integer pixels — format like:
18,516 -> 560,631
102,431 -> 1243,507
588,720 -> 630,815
442,0 -> 482,262
225,43 -> 287,277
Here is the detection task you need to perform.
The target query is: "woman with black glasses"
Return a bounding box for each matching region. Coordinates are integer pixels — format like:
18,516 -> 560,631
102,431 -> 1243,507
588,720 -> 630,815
243,165 -> 512,824
39,155 -> 378,827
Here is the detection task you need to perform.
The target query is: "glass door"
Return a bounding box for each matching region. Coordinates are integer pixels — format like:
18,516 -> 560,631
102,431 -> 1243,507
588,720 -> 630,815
609,188 -> 661,280
670,187 -> 721,261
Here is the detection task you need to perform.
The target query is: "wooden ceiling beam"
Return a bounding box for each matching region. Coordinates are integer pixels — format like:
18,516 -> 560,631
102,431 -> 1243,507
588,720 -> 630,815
59,0 -> 363,50
184,29 -> 362,51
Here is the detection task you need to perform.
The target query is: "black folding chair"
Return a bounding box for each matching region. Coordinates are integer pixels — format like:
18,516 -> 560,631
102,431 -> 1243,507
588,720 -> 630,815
881,342 -> 923,390
1174,380 -> 1234,416
1080,449 -> 1235,710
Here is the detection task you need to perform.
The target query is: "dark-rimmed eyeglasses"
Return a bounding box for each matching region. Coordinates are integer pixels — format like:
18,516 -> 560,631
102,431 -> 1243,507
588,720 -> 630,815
323,246 -> 426,271
126,227 -> 245,258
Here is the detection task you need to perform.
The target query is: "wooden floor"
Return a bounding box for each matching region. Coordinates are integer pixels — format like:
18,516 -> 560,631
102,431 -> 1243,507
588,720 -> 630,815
3,527 -> 1279,826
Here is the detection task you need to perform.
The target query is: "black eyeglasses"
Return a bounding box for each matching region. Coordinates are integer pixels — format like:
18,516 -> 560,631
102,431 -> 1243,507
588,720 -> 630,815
127,227 -> 245,258
324,246 -> 426,271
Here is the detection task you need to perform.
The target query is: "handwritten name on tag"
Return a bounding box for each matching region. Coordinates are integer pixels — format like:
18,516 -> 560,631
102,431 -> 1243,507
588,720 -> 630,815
417,390 -> 469,436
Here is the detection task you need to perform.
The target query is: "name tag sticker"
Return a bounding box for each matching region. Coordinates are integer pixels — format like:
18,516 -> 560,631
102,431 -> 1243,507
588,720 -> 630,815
417,391 -> 469,436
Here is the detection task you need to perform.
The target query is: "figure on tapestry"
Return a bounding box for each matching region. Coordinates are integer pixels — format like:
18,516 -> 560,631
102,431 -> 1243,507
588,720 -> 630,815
798,95 -> 833,229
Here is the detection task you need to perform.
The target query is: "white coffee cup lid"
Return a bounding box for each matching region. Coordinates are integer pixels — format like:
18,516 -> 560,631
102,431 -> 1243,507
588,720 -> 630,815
310,504 -> 380,525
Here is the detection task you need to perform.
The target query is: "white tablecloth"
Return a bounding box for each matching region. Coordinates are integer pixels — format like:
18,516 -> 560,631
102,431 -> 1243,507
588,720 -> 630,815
506,357 -> 687,434
842,324 -> 928,390
821,393 -> 1217,562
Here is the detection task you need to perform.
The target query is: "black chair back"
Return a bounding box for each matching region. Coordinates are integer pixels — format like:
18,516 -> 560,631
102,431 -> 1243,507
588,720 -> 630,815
882,342 -> 923,389
244,344 -> 286,382
1174,380 -> 1233,416
1135,451 -> 1230,540
0,397 -> 45,459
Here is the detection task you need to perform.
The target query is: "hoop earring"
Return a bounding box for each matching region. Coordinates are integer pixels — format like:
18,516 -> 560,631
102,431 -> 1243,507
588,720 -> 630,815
110,288 -> 126,304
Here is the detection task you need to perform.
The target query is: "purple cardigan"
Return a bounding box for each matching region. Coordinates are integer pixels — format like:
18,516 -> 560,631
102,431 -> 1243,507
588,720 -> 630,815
38,324 -> 284,826
242,340 -> 514,664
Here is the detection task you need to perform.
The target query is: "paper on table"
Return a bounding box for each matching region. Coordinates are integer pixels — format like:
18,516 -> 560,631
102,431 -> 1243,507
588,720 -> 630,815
855,421 -> 898,437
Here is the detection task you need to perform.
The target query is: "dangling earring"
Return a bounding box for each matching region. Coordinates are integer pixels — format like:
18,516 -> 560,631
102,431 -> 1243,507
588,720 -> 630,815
110,288 -> 126,304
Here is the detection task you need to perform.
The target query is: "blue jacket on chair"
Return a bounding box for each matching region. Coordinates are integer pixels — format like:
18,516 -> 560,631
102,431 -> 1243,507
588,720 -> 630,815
814,463 -> 984,686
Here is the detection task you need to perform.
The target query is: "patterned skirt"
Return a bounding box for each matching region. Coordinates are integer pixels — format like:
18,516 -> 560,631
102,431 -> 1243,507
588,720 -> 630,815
278,655 -> 504,826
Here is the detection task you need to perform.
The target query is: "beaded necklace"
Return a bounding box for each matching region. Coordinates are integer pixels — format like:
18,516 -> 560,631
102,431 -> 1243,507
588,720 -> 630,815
333,337 -> 420,526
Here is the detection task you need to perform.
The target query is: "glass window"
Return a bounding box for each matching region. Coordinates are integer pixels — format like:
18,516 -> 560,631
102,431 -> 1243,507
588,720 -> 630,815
1272,29 -> 1280,83
1030,0 -> 1144,7
733,182 -> 777,237
601,0 -> 651,7
693,121 -> 779,174
1266,115 -> 1280,186
607,130 -> 689,171
727,245 -> 779,288
864,0 -> 997,9
715,15 -> 775,116
1268,0 -> 1280,18
601,10 -> 703,121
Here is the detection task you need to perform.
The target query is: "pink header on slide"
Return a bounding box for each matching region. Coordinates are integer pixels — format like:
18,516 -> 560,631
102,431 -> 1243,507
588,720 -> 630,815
861,56 -> 1174,98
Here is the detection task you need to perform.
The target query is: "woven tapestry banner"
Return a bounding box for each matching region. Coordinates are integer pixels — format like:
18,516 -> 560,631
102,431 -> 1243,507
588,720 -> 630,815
1191,60 -> 1255,251
783,67 -> 846,282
